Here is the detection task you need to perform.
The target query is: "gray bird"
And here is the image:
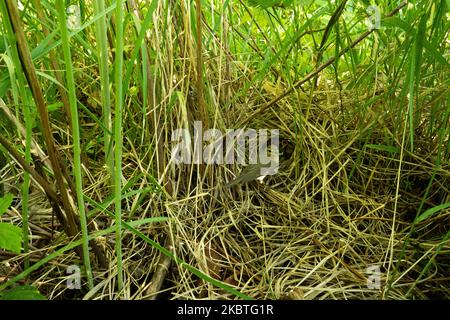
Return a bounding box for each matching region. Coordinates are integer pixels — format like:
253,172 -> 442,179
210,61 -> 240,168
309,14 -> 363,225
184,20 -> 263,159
224,160 -> 279,188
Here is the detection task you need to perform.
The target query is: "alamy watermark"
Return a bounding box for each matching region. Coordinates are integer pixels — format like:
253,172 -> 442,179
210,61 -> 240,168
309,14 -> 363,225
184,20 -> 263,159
366,265 -> 381,290
171,121 -> 279,177
366,5 -> 381,30
67,5 -> 81,30
66,264 -> 81,290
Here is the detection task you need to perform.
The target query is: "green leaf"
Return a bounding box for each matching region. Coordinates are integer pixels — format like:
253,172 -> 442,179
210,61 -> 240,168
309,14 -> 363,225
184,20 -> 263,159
0,35 -> 6,53
0,285 -> 46,300
364,144 -> 400,154
416,202 -> 450,223
382,17 -> 450,68
0,222 -> 22,253
247,0 -> 293,9
47,101 -> 64,112
382,17 -> 412,32
0,193 -> 14,215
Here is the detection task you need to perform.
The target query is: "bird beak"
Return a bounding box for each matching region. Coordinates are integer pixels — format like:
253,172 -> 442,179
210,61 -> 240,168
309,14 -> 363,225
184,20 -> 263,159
256,175 -> 266,183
